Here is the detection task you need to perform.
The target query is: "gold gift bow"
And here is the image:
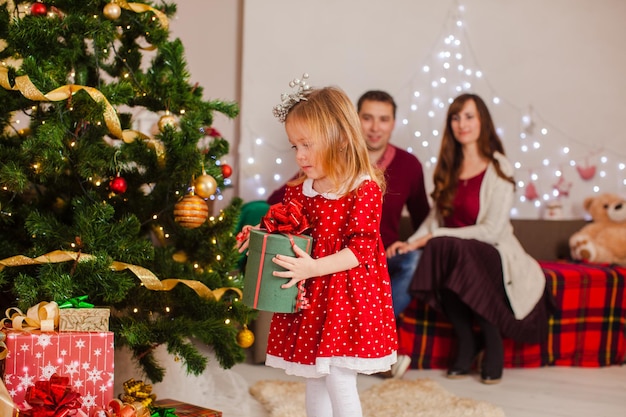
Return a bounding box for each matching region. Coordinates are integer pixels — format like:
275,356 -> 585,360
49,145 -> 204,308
2,301 -> 59,332
0,330 -> 7,359
0,250 -> 242,302
0,67 -> 165,164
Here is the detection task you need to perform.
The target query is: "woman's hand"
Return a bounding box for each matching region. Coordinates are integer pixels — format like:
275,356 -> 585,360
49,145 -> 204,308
271,244 -> 317,289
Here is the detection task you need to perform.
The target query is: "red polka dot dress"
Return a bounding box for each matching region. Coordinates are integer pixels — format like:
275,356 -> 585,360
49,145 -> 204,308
265,178 -> 398,378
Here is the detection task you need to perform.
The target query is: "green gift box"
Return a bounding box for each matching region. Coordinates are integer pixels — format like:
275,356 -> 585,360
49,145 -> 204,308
243,229 -> 313,313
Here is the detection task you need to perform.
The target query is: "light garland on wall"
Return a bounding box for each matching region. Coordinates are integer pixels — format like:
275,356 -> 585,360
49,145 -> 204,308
240,2 -> 625,218
394,2 -> 626,219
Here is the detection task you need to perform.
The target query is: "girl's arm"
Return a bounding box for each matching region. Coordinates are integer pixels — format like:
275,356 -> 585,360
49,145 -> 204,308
272,245 -> 358,289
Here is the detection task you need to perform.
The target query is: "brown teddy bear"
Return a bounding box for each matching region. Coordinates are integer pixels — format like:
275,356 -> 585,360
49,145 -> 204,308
569,193 -> 626,265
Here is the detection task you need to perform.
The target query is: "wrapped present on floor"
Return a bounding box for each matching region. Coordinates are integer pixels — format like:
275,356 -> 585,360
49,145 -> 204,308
242,200 -> 313,313
153,398 -> 222,417
3,329 -> 114,414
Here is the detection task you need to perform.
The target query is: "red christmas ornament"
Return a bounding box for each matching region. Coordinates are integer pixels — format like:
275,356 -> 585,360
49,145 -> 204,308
524,182 -> 539,201
110,176 -> 127,194
31,2 -> 48,16
221,163 -> 232,179
576,164 -> 596,181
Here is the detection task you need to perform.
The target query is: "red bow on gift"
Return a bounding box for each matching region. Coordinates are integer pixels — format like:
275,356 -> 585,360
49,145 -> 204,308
25,374 -> 82,417
261,200 -> 310,234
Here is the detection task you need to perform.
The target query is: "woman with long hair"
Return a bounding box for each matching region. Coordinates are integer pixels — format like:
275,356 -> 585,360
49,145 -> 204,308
388,93 -> 549,383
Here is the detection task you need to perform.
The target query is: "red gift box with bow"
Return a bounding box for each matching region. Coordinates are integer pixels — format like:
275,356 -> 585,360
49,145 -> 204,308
3,330 -> 114,414
242,200 -> 313,313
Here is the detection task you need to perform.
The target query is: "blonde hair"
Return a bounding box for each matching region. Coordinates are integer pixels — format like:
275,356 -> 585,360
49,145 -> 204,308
285,86 -> 385,196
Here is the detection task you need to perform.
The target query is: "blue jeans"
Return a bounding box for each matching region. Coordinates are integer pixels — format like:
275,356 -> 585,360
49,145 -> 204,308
386,250 -> 421,318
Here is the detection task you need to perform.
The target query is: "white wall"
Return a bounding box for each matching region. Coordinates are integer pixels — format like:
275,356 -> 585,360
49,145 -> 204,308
236,0 -> 626,219
172,1 -> 626,219
169,0 -> 242,212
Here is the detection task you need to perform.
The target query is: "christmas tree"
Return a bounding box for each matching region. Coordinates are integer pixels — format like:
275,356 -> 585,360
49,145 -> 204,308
0,0 -> 254,383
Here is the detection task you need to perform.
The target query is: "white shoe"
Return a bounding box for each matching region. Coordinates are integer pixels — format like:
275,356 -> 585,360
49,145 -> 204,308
390,354 -> 411,379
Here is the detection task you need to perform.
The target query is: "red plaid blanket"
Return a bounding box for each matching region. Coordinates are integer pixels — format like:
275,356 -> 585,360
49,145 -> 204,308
398,261 -> 626,368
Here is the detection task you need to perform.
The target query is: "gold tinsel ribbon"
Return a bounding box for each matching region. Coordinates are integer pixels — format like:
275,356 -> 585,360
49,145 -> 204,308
115,0 -> 170,52
1,301 -> 60,332
0,67 -> 165,162
0,250 -> 242,301
117,0 -> 169,31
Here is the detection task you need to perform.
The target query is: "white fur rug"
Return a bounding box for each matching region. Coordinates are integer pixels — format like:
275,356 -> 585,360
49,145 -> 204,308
250,378 -> 506,417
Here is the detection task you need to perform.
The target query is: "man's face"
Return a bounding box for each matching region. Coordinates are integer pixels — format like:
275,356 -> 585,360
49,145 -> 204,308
358,100 -> 396,152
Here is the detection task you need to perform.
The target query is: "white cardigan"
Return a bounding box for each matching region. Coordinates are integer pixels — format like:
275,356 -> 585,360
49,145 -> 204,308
408,152 -> 545,319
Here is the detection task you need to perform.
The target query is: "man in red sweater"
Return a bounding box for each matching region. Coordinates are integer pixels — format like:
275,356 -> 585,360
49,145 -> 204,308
268,90 -> 429,331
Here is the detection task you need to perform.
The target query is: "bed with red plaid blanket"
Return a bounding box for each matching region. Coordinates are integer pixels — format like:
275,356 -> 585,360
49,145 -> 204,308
397,261 -> 626,368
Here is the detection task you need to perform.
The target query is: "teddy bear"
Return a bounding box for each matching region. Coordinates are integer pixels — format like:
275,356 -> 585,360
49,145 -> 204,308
569,193 -> 626,265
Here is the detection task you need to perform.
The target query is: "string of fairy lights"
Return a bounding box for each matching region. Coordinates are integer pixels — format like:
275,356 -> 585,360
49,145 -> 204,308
393,3 -> 626,219
240,2 -> 625,219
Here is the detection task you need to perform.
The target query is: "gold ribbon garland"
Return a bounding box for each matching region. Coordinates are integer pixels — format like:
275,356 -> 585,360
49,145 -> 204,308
0,66 -> 166,165
117,0 -> 169,31
0,66 -> 129,141
0,250 -> 242,302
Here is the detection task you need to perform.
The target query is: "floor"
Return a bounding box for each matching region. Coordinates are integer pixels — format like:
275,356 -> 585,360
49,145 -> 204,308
115,344 -> 626,417
227,362 -> 626,417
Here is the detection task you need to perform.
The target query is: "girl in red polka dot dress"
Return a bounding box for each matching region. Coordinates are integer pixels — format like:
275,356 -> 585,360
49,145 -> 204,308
241,78 -> 397,417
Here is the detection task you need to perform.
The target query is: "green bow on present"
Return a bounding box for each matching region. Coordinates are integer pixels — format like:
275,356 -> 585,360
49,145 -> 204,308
151,407 -> 178,417
57,295 -> 94,309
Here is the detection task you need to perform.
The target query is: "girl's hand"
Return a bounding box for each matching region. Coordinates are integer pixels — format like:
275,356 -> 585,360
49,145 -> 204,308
235,224 -> 257,253
272,244 -> 316,289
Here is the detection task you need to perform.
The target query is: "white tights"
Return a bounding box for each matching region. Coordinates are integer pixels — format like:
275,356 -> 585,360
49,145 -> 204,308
305,366 -> 362,417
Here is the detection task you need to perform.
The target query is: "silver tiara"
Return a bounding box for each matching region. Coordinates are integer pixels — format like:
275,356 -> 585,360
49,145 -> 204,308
272,73 -> 312,122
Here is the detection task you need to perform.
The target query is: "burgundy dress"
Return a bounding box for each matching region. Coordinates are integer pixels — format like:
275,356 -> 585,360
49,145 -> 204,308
265,179 -> 398,377
410,171 -> 549,343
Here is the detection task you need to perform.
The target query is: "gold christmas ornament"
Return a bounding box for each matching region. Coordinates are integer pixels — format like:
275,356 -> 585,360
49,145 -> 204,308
236,325 -> 255,348
172,250 -> 188,263
194,173 -> 217,198
158,112 -> 178,132
103,2 -> 122,20
173,193 -> 209,229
